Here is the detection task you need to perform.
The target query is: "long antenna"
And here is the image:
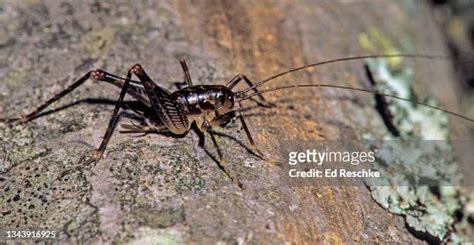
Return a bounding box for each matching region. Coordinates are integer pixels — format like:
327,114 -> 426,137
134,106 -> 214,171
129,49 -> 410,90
238,54 -> 447,95
236,84 -> 474,123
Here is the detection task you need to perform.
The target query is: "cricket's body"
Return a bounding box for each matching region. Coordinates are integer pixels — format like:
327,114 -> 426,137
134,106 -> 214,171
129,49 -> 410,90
171,85 -> 235,132
114,82 -> 236,135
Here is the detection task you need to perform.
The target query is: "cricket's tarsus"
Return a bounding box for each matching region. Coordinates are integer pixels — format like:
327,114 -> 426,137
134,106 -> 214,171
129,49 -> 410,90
1,53 -> 471,188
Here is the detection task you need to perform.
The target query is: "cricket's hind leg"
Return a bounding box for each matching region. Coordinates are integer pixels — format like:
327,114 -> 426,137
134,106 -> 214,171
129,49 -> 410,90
119,119 -> 168,137
58,68 -> 137,180
0,70 -> 147,124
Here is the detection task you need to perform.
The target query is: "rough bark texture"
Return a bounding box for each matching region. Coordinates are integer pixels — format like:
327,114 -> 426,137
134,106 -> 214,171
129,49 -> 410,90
0,0 -> 465,243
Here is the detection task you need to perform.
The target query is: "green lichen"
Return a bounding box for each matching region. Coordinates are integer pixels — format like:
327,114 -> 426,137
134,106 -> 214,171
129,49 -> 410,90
81,27 -> 115,59
368,142 -> 464,241
128,228 -> 183,245
359,28 -> 449,140
359,27 -> 403,68
365,58 -> 449,140
0,123 -> 96,239
0,124 -> 49,173
359,29 -> 472,243
3,68 -> 29,89
134,206 -> 185,229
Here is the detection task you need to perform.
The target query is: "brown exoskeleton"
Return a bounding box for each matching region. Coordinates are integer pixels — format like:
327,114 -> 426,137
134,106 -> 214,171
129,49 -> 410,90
1,54 -> 472,188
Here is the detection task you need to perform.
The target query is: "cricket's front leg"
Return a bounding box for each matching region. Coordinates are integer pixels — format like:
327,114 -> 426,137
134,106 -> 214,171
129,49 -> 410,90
226,74 -> 274,108
209,108 -> 276,166
199,119 -> 243,189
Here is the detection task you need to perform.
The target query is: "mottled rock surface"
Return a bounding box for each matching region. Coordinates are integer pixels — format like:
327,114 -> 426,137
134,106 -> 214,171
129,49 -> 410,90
0,0 -> 471,243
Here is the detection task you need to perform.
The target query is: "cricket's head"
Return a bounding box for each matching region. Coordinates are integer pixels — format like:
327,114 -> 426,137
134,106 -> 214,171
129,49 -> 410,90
216,87 -> 235,114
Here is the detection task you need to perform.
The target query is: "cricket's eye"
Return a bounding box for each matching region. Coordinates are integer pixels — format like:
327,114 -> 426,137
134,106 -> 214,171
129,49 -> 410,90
215,93 -> 224,101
